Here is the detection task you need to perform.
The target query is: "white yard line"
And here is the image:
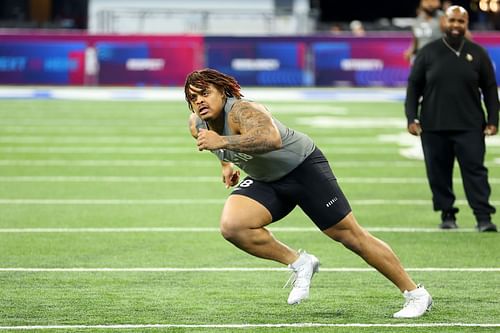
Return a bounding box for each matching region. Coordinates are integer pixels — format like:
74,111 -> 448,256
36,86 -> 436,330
0,147 -> 194,154
0,323 -> 498,330
0,159 -> 406,167
0,199 -> 498,206
0,199 -> 226,205
0,267 -> 498,272
0,126 -> 185,134
0,227 -> 480,233
0,176 -> 221,182
0,135 -> 426,145
0,159 -> 214,166
1,146 -> 499,155
0,136 -> 187,144
0,135 -> 384,145
0,147 -> 402,154
1,176 -> 499,184
1,159 -> 498,167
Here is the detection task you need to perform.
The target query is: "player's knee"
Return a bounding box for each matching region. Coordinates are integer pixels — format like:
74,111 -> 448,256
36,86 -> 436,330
219,218 -> 241,242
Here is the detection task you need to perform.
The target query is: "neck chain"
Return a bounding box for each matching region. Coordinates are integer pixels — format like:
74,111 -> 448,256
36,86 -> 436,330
442,37 -> 465,57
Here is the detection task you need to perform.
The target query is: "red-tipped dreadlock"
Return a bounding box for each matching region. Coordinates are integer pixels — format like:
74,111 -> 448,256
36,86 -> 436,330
184,68 -> 243,112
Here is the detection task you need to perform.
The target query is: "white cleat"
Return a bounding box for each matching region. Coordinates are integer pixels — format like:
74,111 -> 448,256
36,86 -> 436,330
285,250 -> 320,305
393,285 -> 432,318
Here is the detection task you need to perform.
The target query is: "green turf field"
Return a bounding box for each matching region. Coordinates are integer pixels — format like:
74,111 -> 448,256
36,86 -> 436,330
0,95 -> 499,332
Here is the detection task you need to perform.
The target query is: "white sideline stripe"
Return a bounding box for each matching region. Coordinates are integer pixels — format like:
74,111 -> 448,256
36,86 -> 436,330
0,136 -> 385,145
0,160 -> 498,168
0,147 -> 404,155
0,176 -> 221,182
0,159 -> 214,167
0,227 -> 480,233
1,176 -> 499,184
1,146 -> 499,155
0,121 -> 182,127
0,267 -> 498,272
0,160 -> 418,167
0,86 -> 407,102
0,136 -> 188,144
0,147 -> 194,154
0,199 -> 226,205
0,126 -> 186,134
0,135 -> 431,146
0,199 -> 498,206
0,323 -> 498,330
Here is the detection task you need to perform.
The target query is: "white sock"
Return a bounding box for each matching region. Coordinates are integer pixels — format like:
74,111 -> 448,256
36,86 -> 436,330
290,251 -> 308,269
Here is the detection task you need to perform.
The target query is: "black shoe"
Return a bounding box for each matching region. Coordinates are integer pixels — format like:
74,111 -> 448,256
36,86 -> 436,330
476,221 -> 498,232
439,208 -> 459,229
439,220 -> 458,229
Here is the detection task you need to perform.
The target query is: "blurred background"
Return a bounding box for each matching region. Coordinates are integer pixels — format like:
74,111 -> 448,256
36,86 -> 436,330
1,0 -> 500,87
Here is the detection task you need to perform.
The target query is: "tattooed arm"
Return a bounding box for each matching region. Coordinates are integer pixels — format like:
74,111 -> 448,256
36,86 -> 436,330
196,100 -> 282,154
225,101 -> 282,153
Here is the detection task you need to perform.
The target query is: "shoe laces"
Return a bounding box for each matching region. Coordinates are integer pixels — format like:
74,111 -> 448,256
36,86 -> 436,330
402,294 -> 419,309
283,250 -> 312,289
283,271 -> 297,289
283,263 -> 310,289
402,287 -> 425,310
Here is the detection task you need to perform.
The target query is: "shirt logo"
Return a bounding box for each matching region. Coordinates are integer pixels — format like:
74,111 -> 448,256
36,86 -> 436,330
466,53 -> 473,62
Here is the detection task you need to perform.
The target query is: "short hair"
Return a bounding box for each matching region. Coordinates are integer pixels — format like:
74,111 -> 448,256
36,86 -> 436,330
445,5 -> 468,17
184,68 -> 243,111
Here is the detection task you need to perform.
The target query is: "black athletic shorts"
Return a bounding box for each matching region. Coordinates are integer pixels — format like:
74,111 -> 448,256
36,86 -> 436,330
230,147 -> 352,230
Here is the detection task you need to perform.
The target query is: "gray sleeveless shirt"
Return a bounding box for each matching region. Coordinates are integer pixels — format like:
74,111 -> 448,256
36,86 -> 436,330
195,97 -> 315,182
413,10 -> 444,52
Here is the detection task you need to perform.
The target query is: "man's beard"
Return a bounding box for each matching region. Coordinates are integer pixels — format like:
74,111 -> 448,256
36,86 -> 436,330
422,8 -> 438,16
445,30 -> 465,47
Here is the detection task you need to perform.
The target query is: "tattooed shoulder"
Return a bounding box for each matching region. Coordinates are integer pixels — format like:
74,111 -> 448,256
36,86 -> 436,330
229,101 -> 269,132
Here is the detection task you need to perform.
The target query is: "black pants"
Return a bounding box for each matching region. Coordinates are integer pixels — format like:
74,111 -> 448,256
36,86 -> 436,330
420,130 -> 495,222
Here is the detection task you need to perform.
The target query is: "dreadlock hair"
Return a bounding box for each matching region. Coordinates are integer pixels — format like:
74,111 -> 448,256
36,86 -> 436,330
184,68 -> 243,112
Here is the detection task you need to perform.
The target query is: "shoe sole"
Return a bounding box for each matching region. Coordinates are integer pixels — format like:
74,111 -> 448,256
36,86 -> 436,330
439,223 -> 458,229
477,226 -> 498,232
393,295 -> 432,318
427,298 -> 433,312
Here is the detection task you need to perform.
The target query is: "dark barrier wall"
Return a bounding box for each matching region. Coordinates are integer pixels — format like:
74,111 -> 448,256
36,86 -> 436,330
206,34 -> 500,87
1,31 -> 500,86
205,35 -> 411,87
0,41 -> 86,85
0,32 -> 204,86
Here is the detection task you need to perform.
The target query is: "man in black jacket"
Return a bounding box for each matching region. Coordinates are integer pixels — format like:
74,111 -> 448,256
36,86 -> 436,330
405,5 -> 499,232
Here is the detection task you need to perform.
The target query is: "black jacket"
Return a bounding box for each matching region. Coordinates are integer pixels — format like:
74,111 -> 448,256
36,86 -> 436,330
405,37 -> 499,131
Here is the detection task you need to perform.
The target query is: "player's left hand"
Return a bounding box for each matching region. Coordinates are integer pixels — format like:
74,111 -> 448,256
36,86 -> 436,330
407,122 -> 422,136
484,125 -> 498,136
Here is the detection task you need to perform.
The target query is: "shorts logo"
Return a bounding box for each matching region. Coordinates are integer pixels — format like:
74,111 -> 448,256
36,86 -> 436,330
325,197 -> 338,208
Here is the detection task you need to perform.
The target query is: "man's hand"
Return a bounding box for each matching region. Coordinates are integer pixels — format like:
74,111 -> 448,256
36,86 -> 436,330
197,128 -> 225,151
221,163 -> 240,189
407,122 -> 422,136
484,124 -> 498,136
